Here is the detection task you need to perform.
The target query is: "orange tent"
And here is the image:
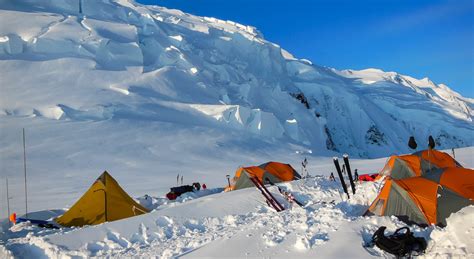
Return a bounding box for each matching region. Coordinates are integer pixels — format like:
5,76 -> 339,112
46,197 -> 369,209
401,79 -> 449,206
366,149 -> 473,226
226,162 -> 301,191
379,149 -> 462,180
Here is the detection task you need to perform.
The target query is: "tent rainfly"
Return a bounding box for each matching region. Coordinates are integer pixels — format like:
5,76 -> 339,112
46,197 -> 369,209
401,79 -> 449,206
366,149 -> 473,226
226,161 -> 301,191
56,171 -> 149,227
379,149 -> 462,180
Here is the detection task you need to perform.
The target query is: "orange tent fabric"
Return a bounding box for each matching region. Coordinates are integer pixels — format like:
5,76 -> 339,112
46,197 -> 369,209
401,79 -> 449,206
366,163 -> 473,226
379,149 -> 462,180
439,167 -> 474,198
226,162 -> 301,191
396,177 -> 439,224
415,149 -> 461,168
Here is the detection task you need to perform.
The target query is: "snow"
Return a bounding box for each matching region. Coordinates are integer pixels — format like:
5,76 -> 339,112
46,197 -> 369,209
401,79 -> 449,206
0,0 -> 473,257
1,148 -> 472,258
109,84 -> 130,95
0,34 -> 23,55
188,104 -> 286,138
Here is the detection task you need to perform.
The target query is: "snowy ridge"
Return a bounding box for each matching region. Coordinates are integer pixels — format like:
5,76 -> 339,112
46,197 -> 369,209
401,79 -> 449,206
338,68 -> 473,122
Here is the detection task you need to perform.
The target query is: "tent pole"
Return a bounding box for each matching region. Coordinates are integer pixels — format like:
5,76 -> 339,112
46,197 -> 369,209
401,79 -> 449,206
23,128 -> 28,218
6,178 -> 10,220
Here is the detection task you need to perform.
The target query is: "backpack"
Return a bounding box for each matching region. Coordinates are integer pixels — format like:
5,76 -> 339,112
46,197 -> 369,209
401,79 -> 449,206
371,226 -> 427,257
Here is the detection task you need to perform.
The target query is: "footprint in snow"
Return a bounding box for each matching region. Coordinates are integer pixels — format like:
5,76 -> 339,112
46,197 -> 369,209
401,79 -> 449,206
106,231 -> 130,249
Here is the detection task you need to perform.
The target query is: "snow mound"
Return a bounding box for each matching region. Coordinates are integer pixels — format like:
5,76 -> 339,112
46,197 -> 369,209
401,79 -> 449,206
429,205 -> 474,256
189,104 -> 286,138
0,34 -> 24,54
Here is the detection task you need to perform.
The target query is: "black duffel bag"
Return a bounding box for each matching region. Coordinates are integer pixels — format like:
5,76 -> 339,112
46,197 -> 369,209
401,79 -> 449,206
371,226 -> 427,257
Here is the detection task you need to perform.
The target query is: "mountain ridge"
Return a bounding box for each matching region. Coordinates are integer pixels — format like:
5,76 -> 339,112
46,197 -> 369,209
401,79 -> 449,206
1,0 -> 473,158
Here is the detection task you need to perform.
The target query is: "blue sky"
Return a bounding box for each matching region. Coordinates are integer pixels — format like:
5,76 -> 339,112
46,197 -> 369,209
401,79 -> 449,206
138,0 -> 473,97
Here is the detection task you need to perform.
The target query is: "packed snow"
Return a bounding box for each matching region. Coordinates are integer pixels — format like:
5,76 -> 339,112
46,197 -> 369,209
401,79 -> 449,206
0,0 -> 473,258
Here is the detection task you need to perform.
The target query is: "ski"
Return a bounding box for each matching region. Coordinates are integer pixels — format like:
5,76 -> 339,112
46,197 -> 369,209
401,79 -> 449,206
333,157 -> 350,199
265,178 -> 305,207
249,176 -> 285,212
343,154 -> 356,195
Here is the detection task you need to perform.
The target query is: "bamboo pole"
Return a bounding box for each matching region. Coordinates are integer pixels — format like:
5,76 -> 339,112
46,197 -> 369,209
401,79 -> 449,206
23,128 -> 28,218
6,178 -> 10,219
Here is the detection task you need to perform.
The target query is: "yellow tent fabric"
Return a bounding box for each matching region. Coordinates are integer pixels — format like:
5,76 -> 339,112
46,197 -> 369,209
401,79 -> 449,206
56,171 -> 149,227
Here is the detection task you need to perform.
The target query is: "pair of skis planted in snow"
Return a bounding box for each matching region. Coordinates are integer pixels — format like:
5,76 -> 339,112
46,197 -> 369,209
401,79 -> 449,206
249,176 -> 306,211
266,178 -> 305,207
249,176 -> 285,212
333,154 -> 356,199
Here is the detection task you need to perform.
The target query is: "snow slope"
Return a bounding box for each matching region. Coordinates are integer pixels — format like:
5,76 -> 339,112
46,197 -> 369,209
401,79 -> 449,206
0,147 -> 473,258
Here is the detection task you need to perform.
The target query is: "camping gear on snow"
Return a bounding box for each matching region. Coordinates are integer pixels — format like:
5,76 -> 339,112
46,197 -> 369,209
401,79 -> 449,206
166,185 -> 195,200
367,226 -> 427,257
15,217 -> 59,229
9,212 -> 59,229
379,149 -> 462,180
9,213 -> 16,224
358,173 -> 379,182
265,178 -> 305,207
365,166 -> 474,226
166,192 -> 178,200
225,161 -> 301,191
55,171 -> 149,227
192,182 -> 201,191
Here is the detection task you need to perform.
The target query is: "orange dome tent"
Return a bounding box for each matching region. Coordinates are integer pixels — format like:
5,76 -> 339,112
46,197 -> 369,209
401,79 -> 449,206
226,162 -> 301,191
379,149 -> 462,180
366,149 -> 472,226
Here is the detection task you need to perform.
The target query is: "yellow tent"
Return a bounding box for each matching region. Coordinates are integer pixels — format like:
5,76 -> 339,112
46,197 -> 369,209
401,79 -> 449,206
56,171 -> 149,227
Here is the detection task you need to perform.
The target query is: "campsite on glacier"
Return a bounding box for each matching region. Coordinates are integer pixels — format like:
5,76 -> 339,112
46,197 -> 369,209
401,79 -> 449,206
0,0 -> 473,258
